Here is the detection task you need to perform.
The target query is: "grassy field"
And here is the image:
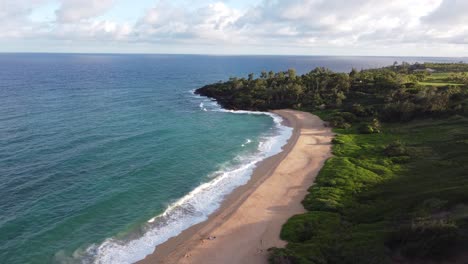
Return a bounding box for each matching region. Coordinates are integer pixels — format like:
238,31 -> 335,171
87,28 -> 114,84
269,113 -> 468,264
418,82 -> 462,87
418,72 -> 467,87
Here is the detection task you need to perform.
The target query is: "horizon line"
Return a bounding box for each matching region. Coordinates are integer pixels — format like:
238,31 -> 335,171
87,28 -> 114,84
0,51 -> 467,59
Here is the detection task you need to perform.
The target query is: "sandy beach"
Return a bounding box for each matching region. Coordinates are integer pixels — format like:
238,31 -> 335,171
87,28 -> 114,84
138,109 -> 333,264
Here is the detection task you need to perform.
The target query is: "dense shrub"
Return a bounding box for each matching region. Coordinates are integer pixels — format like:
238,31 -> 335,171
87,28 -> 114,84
268,248 -> 303,264
383,141 -> 408,157
358,119 -> 381,134
338,112 -> 357,123
351,103 -> 367,117
331,138 -> 345,145
328,115 -> 351,129
280,212 -> 341,243
358,124 -> 377,134
386,219 -> 462,260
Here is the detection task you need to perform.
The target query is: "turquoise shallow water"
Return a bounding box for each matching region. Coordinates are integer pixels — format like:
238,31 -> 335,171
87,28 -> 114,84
0,54 -> 461,263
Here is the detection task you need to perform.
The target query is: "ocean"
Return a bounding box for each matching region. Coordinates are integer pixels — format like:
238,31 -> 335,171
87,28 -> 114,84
0,54 -> 462,264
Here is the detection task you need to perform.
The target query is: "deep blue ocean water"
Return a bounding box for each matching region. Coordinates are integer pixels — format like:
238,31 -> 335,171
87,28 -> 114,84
0,54 -> 462,264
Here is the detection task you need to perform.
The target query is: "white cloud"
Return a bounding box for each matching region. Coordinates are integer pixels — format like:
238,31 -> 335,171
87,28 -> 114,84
52,20 -> 132,41
133,1 -> 242,44
0,0 -> 467,55
423,0 -> 468,25
55,0 -> 115,23
0,0 -> 50,38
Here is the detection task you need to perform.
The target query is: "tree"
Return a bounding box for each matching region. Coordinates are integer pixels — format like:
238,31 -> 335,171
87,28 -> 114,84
288,68 -> 297,80
335,91 -> 346,106
268,71 -> 275,79
350,68 -> 358,78
290,83 -> 304,102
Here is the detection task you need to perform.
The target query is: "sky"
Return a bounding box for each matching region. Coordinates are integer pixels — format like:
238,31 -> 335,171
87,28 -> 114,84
1,0 -> 467,56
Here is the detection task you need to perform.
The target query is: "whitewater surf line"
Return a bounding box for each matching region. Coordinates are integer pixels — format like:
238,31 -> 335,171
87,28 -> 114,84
72,91 -> 293,264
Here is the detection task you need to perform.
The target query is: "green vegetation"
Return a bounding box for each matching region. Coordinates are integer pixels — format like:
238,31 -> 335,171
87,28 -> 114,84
269,116 -> 468,264
422,63 -> 468,73
195,62 -> 468,263
196,63 -> 468,121
419,72 -> 467,87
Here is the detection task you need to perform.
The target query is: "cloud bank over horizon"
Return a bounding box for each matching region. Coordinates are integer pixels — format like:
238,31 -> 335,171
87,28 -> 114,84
1,0 -> 467,56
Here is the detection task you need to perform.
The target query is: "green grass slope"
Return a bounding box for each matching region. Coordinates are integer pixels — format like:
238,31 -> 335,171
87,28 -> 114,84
269,114 -> 468,264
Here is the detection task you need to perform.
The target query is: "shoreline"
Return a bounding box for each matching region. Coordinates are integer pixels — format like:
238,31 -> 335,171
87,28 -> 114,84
137,109 -> 333,264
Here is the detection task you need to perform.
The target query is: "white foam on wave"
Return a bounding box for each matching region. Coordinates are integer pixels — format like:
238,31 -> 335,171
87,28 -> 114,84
241,138 -> 252,147
190,89 -> 222,112
198,102 -> 207,111
75,92 -> 293,264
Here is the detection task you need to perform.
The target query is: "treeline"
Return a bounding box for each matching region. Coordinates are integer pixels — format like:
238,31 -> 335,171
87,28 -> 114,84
196,67 -> 350,111
383,61 -> 468,73
422,62 -> 468,72
195,64 -> 468,123
445,72 -> 468,83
